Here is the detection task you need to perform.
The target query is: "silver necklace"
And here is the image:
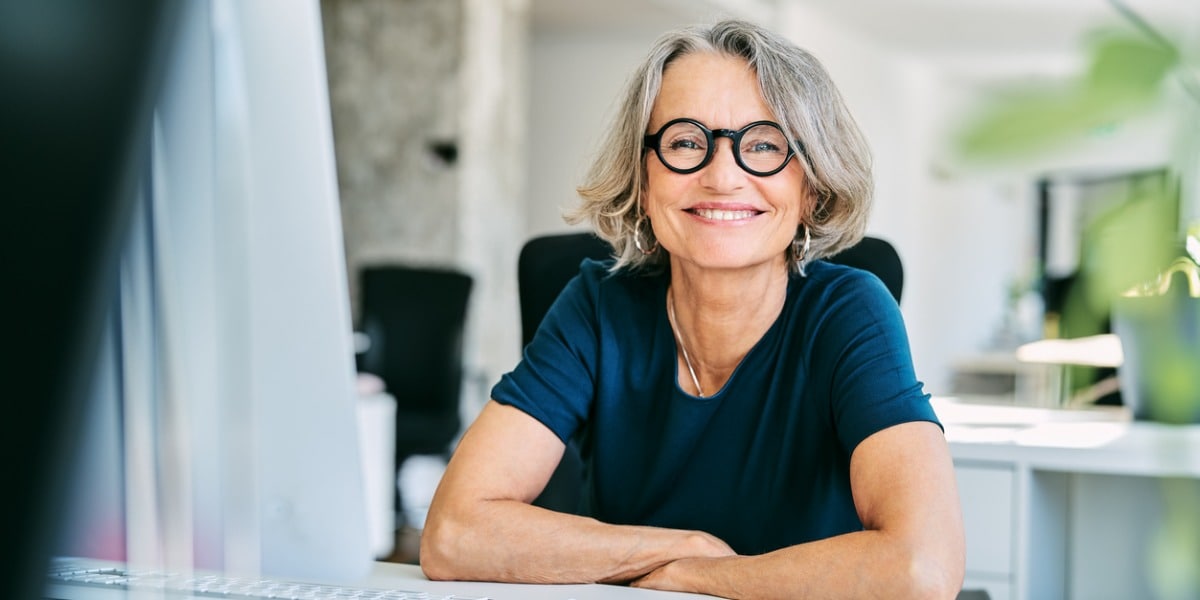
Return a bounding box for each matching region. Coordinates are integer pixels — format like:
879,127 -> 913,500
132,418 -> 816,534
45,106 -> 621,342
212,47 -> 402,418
667,288 -> 705,397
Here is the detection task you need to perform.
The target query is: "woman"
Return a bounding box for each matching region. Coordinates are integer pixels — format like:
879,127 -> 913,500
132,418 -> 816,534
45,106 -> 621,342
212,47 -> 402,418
421,19 -> 965,599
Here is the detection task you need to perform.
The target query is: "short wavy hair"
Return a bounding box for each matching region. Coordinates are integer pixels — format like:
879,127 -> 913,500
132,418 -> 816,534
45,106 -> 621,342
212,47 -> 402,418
568,19 -> 873,274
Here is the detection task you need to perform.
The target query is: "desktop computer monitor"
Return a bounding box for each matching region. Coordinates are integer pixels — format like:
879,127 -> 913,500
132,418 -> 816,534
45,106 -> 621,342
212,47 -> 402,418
52,0 -> 374,587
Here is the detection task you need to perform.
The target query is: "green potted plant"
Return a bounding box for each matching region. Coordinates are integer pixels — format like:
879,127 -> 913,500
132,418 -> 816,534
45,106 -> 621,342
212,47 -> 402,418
953,4 -> 1199,425
953,5 -> 1199,597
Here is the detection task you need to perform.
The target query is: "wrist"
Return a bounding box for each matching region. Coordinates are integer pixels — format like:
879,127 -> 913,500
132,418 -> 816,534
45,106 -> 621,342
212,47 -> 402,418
679,530 -> 737,559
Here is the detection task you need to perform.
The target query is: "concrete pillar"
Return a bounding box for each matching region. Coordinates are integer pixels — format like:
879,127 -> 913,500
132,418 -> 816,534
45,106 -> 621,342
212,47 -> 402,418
320,0 -> 527,415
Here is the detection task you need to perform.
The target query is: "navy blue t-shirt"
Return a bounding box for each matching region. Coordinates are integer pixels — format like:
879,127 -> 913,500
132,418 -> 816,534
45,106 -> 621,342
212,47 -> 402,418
492,259 -> 938,556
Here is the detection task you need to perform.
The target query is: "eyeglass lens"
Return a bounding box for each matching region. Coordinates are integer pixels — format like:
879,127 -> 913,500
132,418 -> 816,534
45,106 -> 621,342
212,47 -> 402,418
657,121 -> 790,174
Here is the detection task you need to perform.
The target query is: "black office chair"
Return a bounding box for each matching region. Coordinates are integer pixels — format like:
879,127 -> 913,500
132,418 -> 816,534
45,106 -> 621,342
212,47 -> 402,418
358,265 -> 473,528
517,232 -> 613,514
823,235 -> 904,304
519,231 -> 615,347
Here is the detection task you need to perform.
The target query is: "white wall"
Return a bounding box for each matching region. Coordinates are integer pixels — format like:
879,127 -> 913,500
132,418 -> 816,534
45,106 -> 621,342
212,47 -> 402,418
526,29 -> 665,236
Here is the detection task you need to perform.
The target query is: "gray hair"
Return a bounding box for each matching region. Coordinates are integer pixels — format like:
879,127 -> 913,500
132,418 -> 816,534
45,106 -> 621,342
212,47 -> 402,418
567,19 -> 873,273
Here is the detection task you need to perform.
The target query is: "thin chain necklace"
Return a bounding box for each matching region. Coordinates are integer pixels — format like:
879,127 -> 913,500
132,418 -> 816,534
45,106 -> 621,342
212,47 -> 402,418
666,287 -> 705,398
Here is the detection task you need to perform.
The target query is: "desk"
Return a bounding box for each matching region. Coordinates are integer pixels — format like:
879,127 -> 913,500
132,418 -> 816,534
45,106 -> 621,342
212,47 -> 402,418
936,398 -> 1200,600
361,562 -> 722,600
44,558 -> 722,600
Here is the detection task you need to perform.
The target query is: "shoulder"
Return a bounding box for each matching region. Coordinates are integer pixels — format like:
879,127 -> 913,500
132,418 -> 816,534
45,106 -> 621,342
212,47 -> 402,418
577,257 -> 615,283
540,258 -> 661,334
561,260 -> 665,343
796,260 -> 896,312
785,260 -> 908,351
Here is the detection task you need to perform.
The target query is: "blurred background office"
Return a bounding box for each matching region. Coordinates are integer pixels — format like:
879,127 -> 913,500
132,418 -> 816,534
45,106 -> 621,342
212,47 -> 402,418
319,6 -> 1200,581
7,0 -> 1194,597
320,0 -> 1196,416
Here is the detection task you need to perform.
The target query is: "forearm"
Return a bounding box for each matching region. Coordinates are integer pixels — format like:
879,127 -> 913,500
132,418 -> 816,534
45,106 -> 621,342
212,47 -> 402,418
421,496 -> 730,584
636,529 -> 962,600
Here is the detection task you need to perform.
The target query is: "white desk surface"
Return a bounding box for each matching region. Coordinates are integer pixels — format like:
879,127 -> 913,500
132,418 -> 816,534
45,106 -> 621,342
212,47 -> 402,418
933,397 -> 1200,477
44,558 -> 723,600
364,561 -> 723,600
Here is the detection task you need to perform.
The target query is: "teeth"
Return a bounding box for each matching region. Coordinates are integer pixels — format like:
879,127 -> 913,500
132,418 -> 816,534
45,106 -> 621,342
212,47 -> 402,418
693,208 -> 756,221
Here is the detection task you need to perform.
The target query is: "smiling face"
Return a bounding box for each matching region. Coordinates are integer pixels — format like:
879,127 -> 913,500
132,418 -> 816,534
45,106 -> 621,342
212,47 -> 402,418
644,52 -> 810,275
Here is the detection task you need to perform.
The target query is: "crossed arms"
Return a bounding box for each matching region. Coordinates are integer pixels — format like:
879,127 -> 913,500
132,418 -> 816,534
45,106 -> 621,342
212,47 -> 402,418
420,401 -> 965,599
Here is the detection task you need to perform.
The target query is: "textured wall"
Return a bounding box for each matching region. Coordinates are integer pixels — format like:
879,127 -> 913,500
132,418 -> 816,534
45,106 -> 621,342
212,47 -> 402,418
320,0 -> 528,412
321,0 -> 463,321
456,0 -> 528,409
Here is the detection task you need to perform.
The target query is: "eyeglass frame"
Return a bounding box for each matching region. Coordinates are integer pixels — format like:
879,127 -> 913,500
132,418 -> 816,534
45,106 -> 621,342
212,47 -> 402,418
642,118 -> 803,177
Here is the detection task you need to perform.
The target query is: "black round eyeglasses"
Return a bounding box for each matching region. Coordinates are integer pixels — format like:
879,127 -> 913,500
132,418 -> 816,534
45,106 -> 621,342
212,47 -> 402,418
643,118 -> 801,177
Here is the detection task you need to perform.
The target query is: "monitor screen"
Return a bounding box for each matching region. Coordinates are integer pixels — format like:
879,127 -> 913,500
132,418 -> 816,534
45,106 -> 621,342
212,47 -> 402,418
53,0 -> 375,585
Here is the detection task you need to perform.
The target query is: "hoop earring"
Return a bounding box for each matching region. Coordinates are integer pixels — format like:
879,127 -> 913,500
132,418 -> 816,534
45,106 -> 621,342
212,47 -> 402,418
792,224 -> 811,275
634,215 -> 659,255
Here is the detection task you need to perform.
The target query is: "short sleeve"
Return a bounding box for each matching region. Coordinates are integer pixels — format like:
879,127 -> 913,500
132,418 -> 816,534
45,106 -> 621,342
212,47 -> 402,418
490,261 -> 604,443
815,270 -> 939,454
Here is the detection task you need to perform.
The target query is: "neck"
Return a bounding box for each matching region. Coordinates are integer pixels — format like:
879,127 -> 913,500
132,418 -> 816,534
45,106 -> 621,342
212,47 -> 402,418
666,259 -> 790,395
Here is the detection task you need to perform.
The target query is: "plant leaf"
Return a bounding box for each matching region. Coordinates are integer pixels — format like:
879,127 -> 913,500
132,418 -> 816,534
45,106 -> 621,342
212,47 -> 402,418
954,31 -> 1179,159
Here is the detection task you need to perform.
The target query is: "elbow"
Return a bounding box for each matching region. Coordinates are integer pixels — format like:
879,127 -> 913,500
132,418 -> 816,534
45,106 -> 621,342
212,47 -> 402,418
419,547 -> 455,582
907,565 -> 963,600
902,545 -> 965,600
418,512 -> 464,581
420,560 -> 458,582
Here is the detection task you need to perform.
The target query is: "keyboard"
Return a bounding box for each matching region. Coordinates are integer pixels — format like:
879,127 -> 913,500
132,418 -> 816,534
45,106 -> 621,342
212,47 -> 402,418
47,561 -> 489,600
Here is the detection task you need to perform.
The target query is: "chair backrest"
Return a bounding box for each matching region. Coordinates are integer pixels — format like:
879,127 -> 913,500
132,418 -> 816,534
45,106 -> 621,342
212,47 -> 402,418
519,234 -> 902,333
823,236 -> 904,304
358,265 -> 473,416
516,232 -> 612,513
518,232 -> 614,347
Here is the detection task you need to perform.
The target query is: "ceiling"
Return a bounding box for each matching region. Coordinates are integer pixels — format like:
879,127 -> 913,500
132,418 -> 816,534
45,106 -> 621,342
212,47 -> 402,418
529,0 -> 734,34
530,0 -> 1197,83
805,0 -> 1190,55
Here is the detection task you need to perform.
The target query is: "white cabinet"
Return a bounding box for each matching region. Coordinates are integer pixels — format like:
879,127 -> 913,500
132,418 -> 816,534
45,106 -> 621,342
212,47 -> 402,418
956,463 -> 1015,599
940,397 -> 1200,600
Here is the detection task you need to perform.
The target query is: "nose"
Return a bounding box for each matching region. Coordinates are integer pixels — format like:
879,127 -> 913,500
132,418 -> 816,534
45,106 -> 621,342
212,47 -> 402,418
698,138 -> 745,191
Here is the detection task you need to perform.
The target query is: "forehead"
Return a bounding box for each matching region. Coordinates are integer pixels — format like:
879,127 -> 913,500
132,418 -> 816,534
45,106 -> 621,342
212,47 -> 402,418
650,52 -> 775,130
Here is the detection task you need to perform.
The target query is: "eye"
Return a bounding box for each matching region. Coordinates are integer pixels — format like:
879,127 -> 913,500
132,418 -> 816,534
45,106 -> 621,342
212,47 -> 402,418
658,121 -> 708,155
741,125 -> 788,155
668,136 -> 705,151
746,140 -> 782,153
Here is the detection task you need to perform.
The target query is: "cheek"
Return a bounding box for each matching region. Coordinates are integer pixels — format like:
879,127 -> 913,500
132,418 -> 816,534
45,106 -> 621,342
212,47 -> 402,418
643,163 -> 681,219
762,181 -> 805,217
775,171 -> 812,221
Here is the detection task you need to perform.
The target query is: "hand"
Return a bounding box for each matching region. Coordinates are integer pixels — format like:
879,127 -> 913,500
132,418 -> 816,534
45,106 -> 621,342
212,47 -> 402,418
630,557 -> 712,594
630,532 -> 736,594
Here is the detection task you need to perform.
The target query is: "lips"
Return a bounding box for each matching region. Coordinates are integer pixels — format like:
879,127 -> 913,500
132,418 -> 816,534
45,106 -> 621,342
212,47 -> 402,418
687,207 -> 761,221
